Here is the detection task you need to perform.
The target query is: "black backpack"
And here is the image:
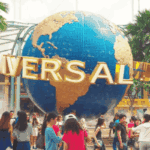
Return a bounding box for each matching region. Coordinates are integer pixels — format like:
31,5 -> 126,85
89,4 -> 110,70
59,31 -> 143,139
109,122 -> 114,129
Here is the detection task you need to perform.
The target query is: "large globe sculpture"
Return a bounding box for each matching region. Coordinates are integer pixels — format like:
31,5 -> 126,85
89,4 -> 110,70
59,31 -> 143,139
22,11 -> 133,118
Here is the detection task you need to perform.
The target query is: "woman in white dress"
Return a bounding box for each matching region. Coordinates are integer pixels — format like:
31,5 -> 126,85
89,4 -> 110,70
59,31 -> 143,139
32,114 -> 39,149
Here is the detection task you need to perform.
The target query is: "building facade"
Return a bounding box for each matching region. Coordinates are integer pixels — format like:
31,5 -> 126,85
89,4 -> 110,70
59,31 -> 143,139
115,61 -> 150,116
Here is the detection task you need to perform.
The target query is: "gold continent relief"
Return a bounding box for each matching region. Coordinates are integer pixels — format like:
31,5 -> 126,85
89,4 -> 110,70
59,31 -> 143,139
32,11 -> 78,58
114,35 -> 133,77
50,55 -> 91,113
31,11 -> 133,113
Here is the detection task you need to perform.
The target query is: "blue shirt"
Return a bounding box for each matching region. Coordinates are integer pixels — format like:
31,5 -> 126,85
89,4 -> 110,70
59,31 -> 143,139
115,119 -> 120,124
114,119 -> 120,137
45,127 -> 62,150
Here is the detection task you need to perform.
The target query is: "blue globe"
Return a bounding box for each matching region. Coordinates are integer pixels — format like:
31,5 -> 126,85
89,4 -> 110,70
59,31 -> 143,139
22,11 -> 133,118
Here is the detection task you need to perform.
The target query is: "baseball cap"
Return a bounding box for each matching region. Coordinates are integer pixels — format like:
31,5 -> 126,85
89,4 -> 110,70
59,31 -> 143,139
64,114 -> 77,122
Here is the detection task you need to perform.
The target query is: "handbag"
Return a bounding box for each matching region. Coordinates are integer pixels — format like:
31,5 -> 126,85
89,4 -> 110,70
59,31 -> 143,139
127,138 -> 135,147
95,139 -> 103,147
109,122 -> 114,129
36,133 -> 45,149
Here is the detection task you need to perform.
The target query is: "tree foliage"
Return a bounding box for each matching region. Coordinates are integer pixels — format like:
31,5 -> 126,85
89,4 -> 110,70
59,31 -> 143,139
125,10 -> 150,63
123,10 -> 150,114
127,78 -> 150,115
0,2 -> 8,31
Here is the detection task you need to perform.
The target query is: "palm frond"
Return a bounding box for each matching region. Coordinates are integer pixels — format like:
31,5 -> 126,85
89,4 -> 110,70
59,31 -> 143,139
0,2 -> 8,13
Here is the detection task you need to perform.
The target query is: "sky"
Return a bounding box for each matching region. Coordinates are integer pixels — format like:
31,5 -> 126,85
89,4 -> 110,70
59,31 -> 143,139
1,0 -> 150,25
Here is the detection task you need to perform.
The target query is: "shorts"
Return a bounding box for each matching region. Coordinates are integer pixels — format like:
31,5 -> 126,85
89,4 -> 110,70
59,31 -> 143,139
33,128 -> 38,136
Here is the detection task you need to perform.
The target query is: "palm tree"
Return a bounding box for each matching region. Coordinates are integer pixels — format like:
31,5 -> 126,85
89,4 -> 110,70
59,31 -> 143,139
125,10 -> 150,63
0,2 -> 8,31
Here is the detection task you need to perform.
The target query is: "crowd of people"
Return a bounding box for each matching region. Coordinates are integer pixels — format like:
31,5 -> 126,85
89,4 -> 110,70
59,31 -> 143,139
110,113 -> 150,150
0,109 -> 150,150
0,110 -> 93,150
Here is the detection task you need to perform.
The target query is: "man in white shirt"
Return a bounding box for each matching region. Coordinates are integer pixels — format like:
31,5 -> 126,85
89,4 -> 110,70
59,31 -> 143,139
132,114 -> 150,150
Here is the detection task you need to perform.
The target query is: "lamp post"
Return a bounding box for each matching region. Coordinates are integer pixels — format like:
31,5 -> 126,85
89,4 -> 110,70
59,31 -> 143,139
132,0 -> 134,22
138,0 -> 140,12
20,0 -> 21,20
76,0 -> 78,11
14,0 -> 15,20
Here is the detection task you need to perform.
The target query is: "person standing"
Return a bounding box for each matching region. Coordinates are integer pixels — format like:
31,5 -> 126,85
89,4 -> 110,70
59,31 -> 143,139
93,117 -> 106,150
127,116 -> 137,150
80,118 -> 89,149
40,114 -> 48,150
62,117 -> 91,150
131,114 -> 150,150
135,118 -> 141,126
10,111 -> 16,126
116,114 -> 128,150
80,118 -> 88,132
12,111 -> 33,150
58,114 -> 78,150
70,110 -> 77,117
113,113 -> 120,150
0,111 -> 12,150
45,112 -> 62,150
12,111 -> 21,150
32,114 -> 39,149
56,115 -> 63,134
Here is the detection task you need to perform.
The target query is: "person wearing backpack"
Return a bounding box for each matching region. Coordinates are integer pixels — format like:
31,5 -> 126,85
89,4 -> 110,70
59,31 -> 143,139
116,114 -> 127,150
112,113 -> 120,150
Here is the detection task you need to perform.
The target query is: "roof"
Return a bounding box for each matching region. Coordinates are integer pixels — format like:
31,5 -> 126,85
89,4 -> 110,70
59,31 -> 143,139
0,21 -> 37,57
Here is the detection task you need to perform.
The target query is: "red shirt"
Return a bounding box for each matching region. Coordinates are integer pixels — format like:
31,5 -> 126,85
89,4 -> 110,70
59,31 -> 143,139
53,125 -> 60,135
128,122 -> 134,138
62,130 -> 88,150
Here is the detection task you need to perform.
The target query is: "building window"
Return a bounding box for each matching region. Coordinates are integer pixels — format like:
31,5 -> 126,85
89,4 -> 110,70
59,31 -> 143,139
134,101 -> 138,105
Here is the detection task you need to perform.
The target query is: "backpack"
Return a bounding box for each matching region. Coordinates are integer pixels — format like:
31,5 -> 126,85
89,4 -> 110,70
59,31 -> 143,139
36,133 -> 45,149
109,122 -> 114,129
